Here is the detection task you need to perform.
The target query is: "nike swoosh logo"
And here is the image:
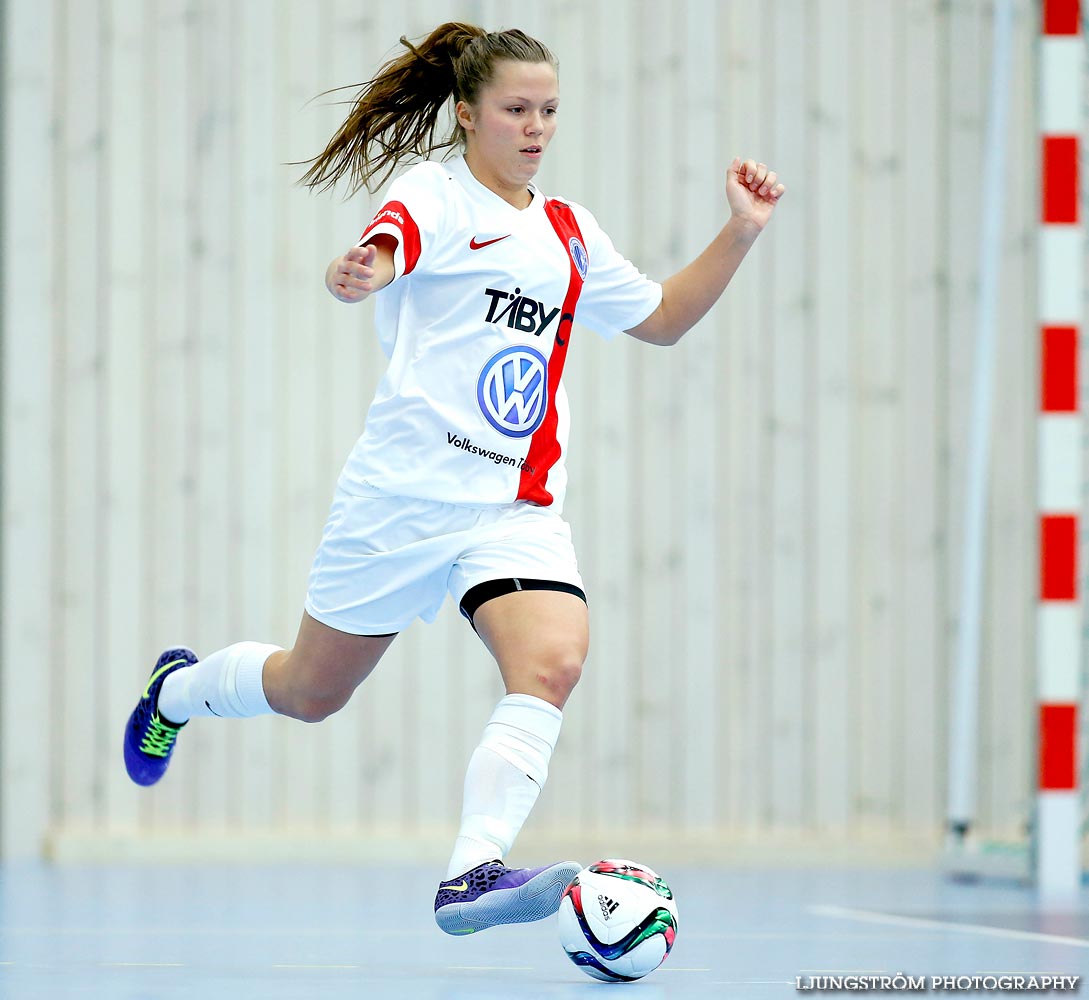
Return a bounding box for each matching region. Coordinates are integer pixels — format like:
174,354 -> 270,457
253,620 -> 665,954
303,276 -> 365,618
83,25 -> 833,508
469,235 -> 510,250
144,658 -> 188,698
443,880 -> 469,892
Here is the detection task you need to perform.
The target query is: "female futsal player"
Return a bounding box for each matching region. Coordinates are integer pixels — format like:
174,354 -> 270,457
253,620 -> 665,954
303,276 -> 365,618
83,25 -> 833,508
124,22 -> 784,935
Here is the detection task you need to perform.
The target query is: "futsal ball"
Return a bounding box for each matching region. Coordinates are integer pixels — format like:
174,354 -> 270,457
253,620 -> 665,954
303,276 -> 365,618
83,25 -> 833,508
557,859 -> 679,983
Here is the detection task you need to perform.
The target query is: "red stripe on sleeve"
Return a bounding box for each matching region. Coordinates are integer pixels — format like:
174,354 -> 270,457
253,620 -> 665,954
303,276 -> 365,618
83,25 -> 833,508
1041,326 -> 1079,413
517,200 -> 586,506
1039,703 -> 1078,790
1040,514 -> 1078,601
359,200 -> 422,275
1042,137 -> 1079,224
1043,0 -> 1080,34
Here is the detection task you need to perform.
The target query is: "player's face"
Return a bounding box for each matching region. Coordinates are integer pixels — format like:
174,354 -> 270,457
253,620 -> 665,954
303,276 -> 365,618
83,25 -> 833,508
458,60 -> 559,207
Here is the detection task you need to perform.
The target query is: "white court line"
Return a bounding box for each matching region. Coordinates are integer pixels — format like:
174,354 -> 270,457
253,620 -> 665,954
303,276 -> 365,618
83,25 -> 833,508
811,905 -> 1089,948
448,966 -> 535,971
99,962 -> 185,968
272,964 -> 360,970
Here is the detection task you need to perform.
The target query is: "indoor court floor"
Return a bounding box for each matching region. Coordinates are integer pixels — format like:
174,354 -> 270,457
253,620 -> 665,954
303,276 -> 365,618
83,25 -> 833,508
0,861 -> 1086,998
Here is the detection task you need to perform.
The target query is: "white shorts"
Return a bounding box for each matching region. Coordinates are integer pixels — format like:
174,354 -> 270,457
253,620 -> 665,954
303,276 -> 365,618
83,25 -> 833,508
304,489 -> 585,635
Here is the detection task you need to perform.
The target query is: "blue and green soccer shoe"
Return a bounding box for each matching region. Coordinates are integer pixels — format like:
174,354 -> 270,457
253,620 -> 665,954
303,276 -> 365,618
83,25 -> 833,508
123,647 -> 197,786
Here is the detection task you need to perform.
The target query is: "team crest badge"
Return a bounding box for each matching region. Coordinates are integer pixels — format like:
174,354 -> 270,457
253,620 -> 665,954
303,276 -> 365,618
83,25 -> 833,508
568,237 -> 589,280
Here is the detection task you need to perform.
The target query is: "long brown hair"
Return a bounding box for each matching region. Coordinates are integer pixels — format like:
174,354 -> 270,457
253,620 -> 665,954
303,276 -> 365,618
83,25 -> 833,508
299,22 -> 558,196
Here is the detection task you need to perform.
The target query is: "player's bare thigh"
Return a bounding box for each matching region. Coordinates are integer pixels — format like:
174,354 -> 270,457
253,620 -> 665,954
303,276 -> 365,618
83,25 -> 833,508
472,589 -> 589,710
263,611 -> 396,723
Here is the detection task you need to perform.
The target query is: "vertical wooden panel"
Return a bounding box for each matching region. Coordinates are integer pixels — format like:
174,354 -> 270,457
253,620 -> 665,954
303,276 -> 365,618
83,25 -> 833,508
721,0 -> 773,832
703,3 -> 731,832
631,0 -> 683,833
102,0 -> 149,836
233,0 -> 284,831
898,0 -> 944,831
278,0 -> 328,831
57,0 -> 105,832
670,0 -> 721,833
766,0 -> 810,829
185,0 -> 237,833
810,0 -> 853,833
573,0 -> 639,838
142,0 -> 196,835
855,0 -> 898,831
1,0 -> 57,859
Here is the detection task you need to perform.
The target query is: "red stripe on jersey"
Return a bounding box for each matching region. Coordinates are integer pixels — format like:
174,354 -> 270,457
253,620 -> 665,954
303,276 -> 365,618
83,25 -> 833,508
1041,325 -> 1079,412
1042,137 -> 1079,224
517,200 -> 587,506
1043,0 -> 1080,34
1039,703 -> 1078,790
359,200 -> 422,275
1040,514 -> 1078,601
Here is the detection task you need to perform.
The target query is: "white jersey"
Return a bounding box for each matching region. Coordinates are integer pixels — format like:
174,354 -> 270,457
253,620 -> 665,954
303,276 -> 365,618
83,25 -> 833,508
337,155 -> 662,511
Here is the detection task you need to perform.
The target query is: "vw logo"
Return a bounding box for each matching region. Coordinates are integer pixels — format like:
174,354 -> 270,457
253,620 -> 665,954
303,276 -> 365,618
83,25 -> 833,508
477,345 -> 548,438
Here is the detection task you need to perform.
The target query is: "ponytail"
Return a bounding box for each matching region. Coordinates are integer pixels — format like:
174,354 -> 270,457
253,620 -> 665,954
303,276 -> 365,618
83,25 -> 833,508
298,22 -> 557,196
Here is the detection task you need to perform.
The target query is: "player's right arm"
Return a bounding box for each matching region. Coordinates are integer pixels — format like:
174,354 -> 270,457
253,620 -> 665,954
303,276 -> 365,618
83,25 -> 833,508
325,234 -> 397,303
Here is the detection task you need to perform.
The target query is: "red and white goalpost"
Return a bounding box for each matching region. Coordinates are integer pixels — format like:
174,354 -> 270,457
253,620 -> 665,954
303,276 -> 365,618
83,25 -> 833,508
1036,0 -> 1084,902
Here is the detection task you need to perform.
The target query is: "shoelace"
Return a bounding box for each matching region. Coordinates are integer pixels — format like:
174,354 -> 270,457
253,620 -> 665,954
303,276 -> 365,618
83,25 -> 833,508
139,714 -> 180,758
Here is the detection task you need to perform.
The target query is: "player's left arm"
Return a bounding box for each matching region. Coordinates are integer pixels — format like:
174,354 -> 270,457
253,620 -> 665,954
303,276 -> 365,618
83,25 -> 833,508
625,158 -> 785,347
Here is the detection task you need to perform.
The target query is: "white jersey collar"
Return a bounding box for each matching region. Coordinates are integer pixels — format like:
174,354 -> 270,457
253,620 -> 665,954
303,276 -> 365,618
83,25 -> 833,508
447,154 -> 541,213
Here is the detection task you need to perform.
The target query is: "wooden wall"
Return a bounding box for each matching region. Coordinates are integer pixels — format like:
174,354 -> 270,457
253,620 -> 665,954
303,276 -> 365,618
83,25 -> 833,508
2,0 -> 1050,861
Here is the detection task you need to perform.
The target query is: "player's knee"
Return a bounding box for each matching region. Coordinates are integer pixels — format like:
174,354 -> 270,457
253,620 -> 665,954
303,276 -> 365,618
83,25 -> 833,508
268,651 -> 355,723
534,644 -> 585,700
287,687 -> 351,724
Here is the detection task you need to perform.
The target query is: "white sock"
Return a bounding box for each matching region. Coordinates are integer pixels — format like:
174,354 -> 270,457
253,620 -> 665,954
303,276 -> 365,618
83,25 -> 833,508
445,693 -> 563,880
157,641 -> 282,724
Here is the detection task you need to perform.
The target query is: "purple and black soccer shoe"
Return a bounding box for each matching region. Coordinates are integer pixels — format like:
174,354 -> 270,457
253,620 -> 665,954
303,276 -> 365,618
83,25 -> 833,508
434,859 -> 582,935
